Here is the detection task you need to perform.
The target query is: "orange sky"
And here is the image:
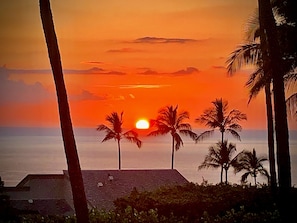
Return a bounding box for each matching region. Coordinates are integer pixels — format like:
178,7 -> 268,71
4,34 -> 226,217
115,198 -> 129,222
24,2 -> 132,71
0,0 -> 296,130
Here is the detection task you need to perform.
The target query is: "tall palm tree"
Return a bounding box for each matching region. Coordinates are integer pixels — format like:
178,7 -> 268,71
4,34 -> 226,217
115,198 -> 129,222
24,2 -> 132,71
39,1 -> 89,222
226,39 -> 277,190
195,98 -> 247,144
259,0 -> 291,193
148,105 -> 197,169
198,140 -> 237,184
97,112 -> 142,170
234,148 -> 269,186
259,2 -> 293,220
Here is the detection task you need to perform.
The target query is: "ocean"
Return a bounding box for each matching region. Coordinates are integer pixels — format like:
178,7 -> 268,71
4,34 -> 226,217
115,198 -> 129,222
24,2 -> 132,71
0,127 -> 296,187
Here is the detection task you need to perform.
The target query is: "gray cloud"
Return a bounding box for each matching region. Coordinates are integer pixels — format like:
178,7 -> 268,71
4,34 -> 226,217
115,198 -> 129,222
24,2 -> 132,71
106,48 -> 144,53
138,67 -> 199,76
4,67 -> 126,75
119,84 -> 170,89
0,67 -> 108,104
171,67 -> 199,75
133,36 -> 198,44
69,90 -> 108,101
0,67 -> 53,103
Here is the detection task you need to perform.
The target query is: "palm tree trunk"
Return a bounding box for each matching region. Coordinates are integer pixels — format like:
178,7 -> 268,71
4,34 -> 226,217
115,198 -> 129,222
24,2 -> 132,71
259,0 -> 292,220
117,139 -> 121,170
171,136 -> 175,169
220,167 -> 223,183
259,0 -> 291,190
264,83 -> 277,191
39,1 -> 89,222
225,168 -> 228,184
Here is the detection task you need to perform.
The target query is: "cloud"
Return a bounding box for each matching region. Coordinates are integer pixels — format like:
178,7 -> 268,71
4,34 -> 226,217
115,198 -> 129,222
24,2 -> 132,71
137,67 -> 199,76
0,67 -> 53,103
106,48 -> 144,53
0,67 -> 108,104
119,84 -> 170,89
171,67 -> 199,75
137,69 -> 159,75
4,67 -> 126,75
133,36 -> 198,44
69,90 -> 108,101
81,61 -> 104,65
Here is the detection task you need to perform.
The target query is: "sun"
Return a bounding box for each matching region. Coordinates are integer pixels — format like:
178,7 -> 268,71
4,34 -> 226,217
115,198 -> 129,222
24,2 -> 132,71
136,119 -> 150,129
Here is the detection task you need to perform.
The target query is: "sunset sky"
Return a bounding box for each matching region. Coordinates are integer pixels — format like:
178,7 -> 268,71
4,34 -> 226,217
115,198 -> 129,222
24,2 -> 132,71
0,0 -> 296,130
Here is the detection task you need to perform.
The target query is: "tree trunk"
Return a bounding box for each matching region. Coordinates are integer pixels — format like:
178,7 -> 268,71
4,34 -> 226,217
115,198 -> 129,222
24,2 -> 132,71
39,1 -> 89,222
118,139 -> 121,170
258,0 -> 291,190
264,83 -> 277,191
225,168 -> 228,184
258,0 -> 292,221
254,175 -> 257,186
220,167 -> 223,183
171,137 -> 175,169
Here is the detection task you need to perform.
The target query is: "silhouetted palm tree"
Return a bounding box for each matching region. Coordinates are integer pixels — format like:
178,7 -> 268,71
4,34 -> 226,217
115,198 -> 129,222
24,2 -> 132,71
226,40 -> 277,190
148,105 -> 197,169
39,1 -> 89,222
234,148 -> 269,186
196,98 -> 247,144
97,112 -> 142,170
198,140 -> 237,184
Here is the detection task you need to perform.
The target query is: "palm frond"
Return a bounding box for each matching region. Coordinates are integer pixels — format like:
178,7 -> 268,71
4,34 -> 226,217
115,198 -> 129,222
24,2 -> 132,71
178,123 -> 192,131
196,130 -> 214,142
244,9 -> 260,42
101,132 -> 117,142
226,42 -> 261,75
173,132 -> 183,151
123,130 -> 142,148
241,172 -> 251,183
179,129 -> 197,141
97,124 -> 111,133
286,93 -> 297,120
226,129 -> 241,141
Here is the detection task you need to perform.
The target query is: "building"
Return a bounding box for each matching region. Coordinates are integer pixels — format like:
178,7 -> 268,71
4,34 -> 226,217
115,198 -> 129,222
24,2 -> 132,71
3,169 -> 189,215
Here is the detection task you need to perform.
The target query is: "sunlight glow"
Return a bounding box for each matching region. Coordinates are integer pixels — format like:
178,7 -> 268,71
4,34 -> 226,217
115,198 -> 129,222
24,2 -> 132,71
136,119 -> 150,129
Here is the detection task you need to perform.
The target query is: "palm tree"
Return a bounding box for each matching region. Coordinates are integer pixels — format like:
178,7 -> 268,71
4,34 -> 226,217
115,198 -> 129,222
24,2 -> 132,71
226,38 -> 277,190
195,98 -> 247,144
198,140 -> 237,184
97,112 -> 142,170
148,105 -> 197,169
234,148 -> 269,186
39,1 -> 89,222
259,0 -> 291,190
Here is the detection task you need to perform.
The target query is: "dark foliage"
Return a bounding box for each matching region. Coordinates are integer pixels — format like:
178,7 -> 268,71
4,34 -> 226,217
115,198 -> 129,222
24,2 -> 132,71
2,184 -> 297,222
114,183 -> 297,222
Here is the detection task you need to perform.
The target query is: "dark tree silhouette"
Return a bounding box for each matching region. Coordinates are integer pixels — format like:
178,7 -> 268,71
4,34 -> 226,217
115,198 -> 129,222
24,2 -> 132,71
39,1 -> 89,222
148,105 -> 197,169
198,140 -> 237,184
258,0 -> 292,220
226,39 -> 277,190
97,112 -> 142,170
234,148 -> 269,186
195,98 -> 247,144
258,0 -> 291,192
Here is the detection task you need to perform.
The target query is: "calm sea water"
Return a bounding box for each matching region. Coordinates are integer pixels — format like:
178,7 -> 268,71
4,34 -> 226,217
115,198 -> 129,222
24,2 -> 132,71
0,127 -> 296,186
